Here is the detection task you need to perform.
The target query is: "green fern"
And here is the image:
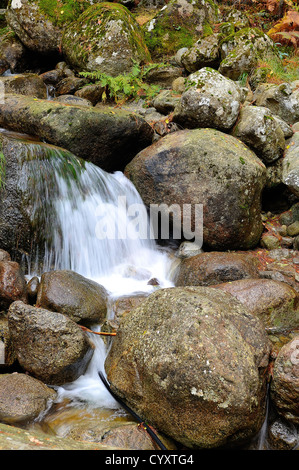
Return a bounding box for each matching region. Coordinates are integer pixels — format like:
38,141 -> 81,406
80,61 -> 162,104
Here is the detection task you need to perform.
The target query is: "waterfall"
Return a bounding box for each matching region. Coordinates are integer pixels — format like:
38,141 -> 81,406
13,136 -> 174,408
19,139 -> 173,296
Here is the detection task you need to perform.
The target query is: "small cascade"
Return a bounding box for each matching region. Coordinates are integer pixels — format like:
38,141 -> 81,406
18,139 -> 173,295
8,135 -> 174,409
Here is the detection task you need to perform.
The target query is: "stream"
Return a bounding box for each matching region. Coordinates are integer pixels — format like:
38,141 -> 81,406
5,131 -> 176,439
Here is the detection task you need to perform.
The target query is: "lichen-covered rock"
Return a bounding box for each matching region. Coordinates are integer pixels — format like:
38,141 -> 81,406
271,336 -> 299,425
6,0 -> 102,54
125,128 -> 267,250
254,83 -> 299,125
36,270 -> 107,325
232,106 -> 285,164
181,33 -> 220,72
282,132 -> 299,198
0,373 -> 57,424
62,3 -> 151,76
8,300 -> 94,385
105,286 -> 271,449
218,27 -> 276,80
172,67 -> 242,130
143,0 -> 220,58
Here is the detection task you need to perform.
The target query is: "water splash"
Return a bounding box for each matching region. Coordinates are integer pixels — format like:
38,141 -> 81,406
18,139 -> 173,295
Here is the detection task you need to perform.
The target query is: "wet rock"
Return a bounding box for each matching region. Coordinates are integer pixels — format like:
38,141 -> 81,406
6,0 -> 62,54
172,67 -> 242,130
232,106 -> 285,164
111,294 -> 147,328
40,69 -> 64,86
125,128 -> 266,251
62,3 -> 151,76
0,373 -> 56,425
282,133 -> 299,198
53,95 -> 93,107
271,336 -> 299,425
105,286 -> 271,449
260,233 -> 282,250
143,0 -> 220,58
254,83 -> 299,125
36,270 -> 107,325
8,300 -> 94,385
0,73 -> 47,98
0,261 -> 27,309
268,417 -> 298,450
213,279 -> 299,334
26,276 -> 39,304
0,94 -> 154,172
181,33 -> 220,72
175,252 -> 260,287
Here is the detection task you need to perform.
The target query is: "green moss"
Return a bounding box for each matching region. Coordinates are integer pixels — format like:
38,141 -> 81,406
28,0 -> 93,26
143,0 -> 215,58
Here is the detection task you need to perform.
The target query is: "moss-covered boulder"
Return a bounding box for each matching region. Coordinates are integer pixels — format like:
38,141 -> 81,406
6,0 -> 103,54
143,0 -> 220,58
8,300 -> 94,385
62,3 -> 151,76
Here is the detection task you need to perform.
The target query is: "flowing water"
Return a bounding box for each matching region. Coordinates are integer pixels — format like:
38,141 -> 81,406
9,134 -> 174,415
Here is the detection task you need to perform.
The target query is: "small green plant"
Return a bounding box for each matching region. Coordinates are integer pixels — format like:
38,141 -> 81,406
80,61 -> 162,104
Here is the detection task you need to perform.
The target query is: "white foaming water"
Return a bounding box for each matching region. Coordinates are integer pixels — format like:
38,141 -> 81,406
20,140 -> 174,408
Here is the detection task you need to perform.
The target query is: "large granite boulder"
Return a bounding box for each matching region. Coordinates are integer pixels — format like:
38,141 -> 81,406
125,128 -> 266,250
105,286 -> 271,448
